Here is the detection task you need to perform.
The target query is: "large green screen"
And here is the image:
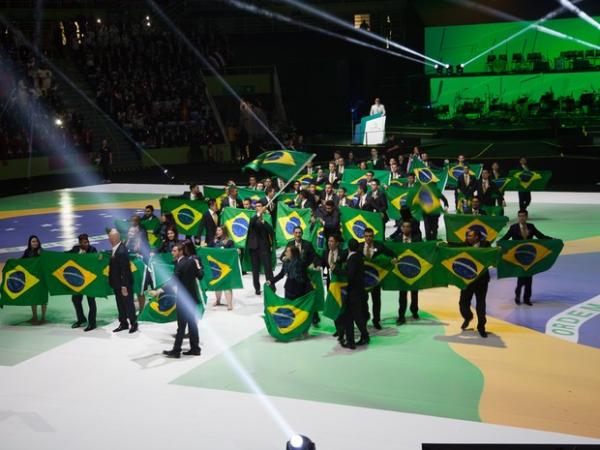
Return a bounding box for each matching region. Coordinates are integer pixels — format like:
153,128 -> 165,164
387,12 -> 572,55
425,15 -> 600,74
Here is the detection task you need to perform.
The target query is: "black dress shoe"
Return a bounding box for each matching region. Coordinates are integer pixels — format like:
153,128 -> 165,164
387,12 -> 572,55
129,322 -> 139,334
113,324 -> 129,333
71,321 -> 86,329
412,312 -> 420,320
524,300 -> 533,306
84,325 -> 96,332
478,328 -> 488,338
357,336 -> 370,346
461,318 -> 472,330
255,290 -> 261,296
183,348 -> 201,356
341,342 -> 356,350
515,297 -> 521,305
163,350 -> 180,358
332,331 -> 339,337
396,317 -> 406,325
373,321 -> 382,330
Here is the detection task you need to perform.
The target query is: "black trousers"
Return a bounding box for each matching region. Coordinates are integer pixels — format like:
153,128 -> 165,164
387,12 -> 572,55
398,291 -> 419,318
343,298 -> 369,345
516,276 -> 533,301
114,287 -> 137,326
423,214 -> 440,241
362,287 -> 381,323
72,295 -> 97,326
250,249 -> 273,292
173,301 -> 199,352
518,191 -> 531,210
459,282 -> 488,331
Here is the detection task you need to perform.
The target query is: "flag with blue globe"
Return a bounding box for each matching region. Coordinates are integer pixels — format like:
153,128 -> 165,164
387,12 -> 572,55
1,258 -> 48,306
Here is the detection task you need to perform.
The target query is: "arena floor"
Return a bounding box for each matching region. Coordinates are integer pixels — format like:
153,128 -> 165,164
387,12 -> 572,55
0,184 -> 599,450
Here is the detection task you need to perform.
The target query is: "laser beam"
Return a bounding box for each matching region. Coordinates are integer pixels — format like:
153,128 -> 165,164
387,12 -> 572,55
557,0 -> 600,31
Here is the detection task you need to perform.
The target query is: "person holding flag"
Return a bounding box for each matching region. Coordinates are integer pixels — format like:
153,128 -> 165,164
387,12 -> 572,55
395,221 -> 423,325
456,163 -> 477,212
247,200 -> 275,296
208,226 -> 236,310
517,157 -> 532,211
499,210 -> 552,306
22,235 -> 46,325
68,234 -> 98,331
196,199 -> 220,246
268,246 -> 311,301
476,168 -> 504,209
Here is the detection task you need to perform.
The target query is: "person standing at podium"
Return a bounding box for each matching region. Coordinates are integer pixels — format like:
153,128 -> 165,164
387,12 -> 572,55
370,98 -> 386,116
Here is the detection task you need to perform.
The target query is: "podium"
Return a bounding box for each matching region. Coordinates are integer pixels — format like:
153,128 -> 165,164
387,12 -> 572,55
353,113 -> 386,145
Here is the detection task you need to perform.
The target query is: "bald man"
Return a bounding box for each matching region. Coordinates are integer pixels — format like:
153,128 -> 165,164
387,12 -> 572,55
108,229 -> 138,333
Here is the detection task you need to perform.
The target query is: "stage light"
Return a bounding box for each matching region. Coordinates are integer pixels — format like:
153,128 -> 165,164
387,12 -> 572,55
54,118 -> 63,127
557,0 -> 600,31
146,21 -> 151,27
146,15 -> 150,20
446,64 -> 453,75
435,64 -> 443,74
457,63 -> 464,74
286,435 -> 315,450
96,18 -> 101,24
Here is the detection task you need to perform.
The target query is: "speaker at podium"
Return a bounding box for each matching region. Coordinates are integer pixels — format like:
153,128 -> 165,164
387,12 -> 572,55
353,112 -> 387,145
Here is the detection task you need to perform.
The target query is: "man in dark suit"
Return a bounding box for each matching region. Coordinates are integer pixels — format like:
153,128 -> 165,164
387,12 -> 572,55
476,168 -> 503,208
423,189 -> 449,241
196,199 -> 219,246
459,229 -> 491,338
365,179 -> 388,224
517,157 -> 532,211
108,229 -> 137,333
368,148 -> 385,170
149,243 -> 201,358
181,183 -> 204,201
315,200 -> 341,241
247,200 -> 275,295
281,226 -> 317,267
221,185 -> 243,211
395,221 -> 422,325
456,163 -> 477,211
325,161 -> 340,187
359,227 -> 395,329
263,186 -> 278,218
319,183 -> 338,205
339,238 -> 370,349
469,197 -> 486,216
499,209 -> 551,305
69,233 -> 98,331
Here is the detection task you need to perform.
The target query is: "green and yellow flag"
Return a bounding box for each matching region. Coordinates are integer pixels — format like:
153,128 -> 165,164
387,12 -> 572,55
263,285 -> 316,341
275,203 -> 312,248
197,247 -> 243,291
438,245 -> 498,289
406,184 -> 444,221
308,224 -> 327,257
481,205 -> 504,216
138,290 -> 204,323
339,206 -> 384,243
42,251 -> 113,297
382,241 -> 444,291
159,197 -> 209,235
141,216 -> 161,249
221,207 -> 272,249
497,239 -> 563,278
385,184 -> 410,221
342,168 -> 390,185
363,254 -> 393,291
148,253 -> 174,289
507,170 -> 552,191
413,167 -> 448,191
445,163 -> 483,188
323,273 -> 347,320
237,187 -> 264,207
244,150 -> 314,181
444,214 -> 509,243
1,258 -> 48,306
308,269 -> 325,311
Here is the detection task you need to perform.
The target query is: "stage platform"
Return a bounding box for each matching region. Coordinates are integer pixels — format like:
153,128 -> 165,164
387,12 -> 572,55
0,184 -> 599,450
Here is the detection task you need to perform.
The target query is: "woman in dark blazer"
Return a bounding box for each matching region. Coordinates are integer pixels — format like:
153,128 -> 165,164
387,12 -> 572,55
209,226 -> 235,310
269,246 -> 311,300
22,235 -> 46,324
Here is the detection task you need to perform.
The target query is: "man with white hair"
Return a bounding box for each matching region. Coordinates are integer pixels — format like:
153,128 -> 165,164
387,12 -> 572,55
108,229 -> 138,333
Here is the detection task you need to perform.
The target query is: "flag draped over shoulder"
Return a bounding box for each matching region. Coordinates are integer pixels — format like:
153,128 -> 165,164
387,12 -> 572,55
159,197 -> 208,235
445,163 -> 483,188
444,214 -> 509,243
507,170 -> 552,191
385,184 -> 410,221
497,239 -> 563,278
342,168 -> 390,185
438,245 -> 498,289
324,273 -> 347,320
382,241 -> 445,291
263,285 -> 316,341
244,150 -> 314,181
275,203 -> 311,248
1,258 -> 48,306
339,206 -> 384,243
406,184 -> 444,221
41,251 -> 113,297
197,247 -> 243,291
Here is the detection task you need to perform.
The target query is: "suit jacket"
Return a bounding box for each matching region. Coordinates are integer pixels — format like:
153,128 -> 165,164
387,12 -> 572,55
166,256 -> 201,304
358,241 -> 395,259
325,171 -> 340,186
320,191 -> 338,205
246,214 -> 274,252
475,179 -> 501,206
320,247 -> 348,270
470,208 -> 487,216
368,158 -> 385,170
180,191 -> 204,201
197,209 -> 219,243
393,232 -> 423,243
457,174 -> 477,199
220,196 -> 243,211
108,242 -> 133,290
500,223 -> 550,241
282,239 -> 317,266
365,191 -> 388,215
69,245 -> 98,254
344,252 -> 367,302
465,239 -> 491,285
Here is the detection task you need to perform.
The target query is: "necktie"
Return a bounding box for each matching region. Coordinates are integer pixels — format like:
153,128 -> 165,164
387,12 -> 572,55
483,180 -> 488,192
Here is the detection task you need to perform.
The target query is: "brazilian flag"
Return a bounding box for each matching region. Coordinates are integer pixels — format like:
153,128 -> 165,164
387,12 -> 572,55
444,214 -> 509,243
1,258 -> 48,306
481,205 -> 504,216
342,168 -> 390,186
507,170 -> 552,191
339,206 -> 384,243
363,254 -> 393,291
203,186 -> 227,209
323,273 -> 347,320
148,253 -> 175,289
244,150 -> 315,181
413,167 -> 448,191
385,184 -> 410,221
438,245 -> 498,289
497,239 -> 563,278
445,163 -> 483,189
221,207 -> 272,249
275,203 -> 312,248
113,218 -> 131,237
100,252 -> 146,295
138,290 -> 205,323
41,251 -> 113,297
308,224 -> 327,257
197,247 -> 243,291
382,241 -> 444,291
278,193 -> 297,208
294,173 -> 315,187
263,284 -> 316,341
492,177 -> 512,193
159,197 -> 209,235
237,187 -> 264,207
141,216 -> 161,249
406,184 -> 444,221
308,269 -> 325,311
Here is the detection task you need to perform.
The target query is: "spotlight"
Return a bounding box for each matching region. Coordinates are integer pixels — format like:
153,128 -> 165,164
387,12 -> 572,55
163,169 -> 168,174
146,21 -> 152,27
54,118 -> 63,127
446,64 -> 453,75
457,63 -> 464,74
435,64 -> 443,74
96,18 -> 102,24
286,435 -> 315,450
146,15 -> 150,20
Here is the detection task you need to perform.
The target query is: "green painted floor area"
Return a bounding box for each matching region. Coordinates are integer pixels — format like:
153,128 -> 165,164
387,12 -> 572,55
0,191 -> 160,212
0,295 -> 119,366
173,292 -> 484,422
520,202 -> 600,242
